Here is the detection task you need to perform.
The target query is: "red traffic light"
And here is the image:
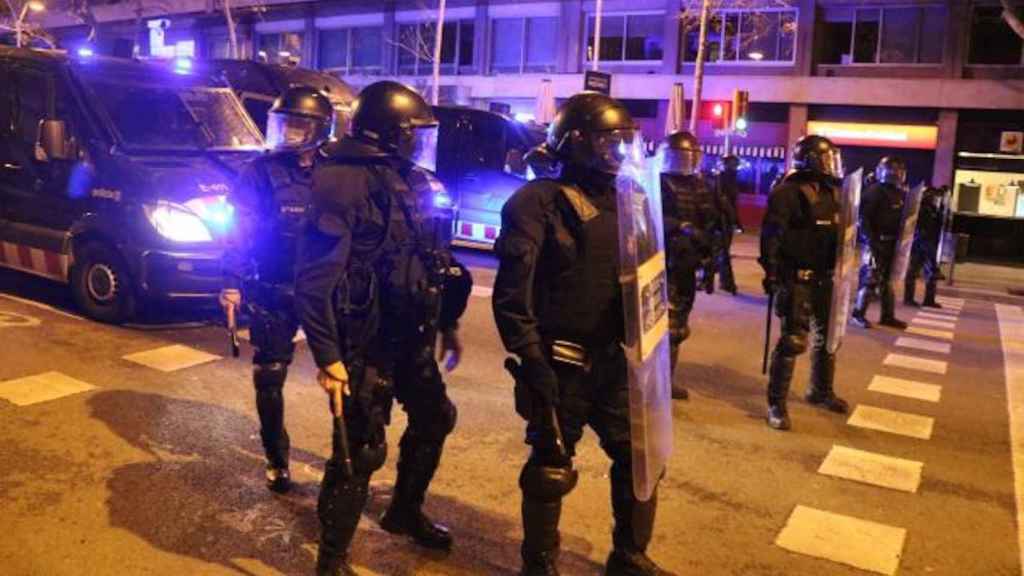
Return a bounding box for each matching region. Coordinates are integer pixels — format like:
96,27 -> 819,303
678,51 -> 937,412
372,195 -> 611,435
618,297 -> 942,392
713,103 -> 724,118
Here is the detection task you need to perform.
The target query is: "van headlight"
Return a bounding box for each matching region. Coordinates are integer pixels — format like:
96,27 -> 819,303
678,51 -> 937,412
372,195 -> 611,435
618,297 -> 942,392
144,201 -> 213,243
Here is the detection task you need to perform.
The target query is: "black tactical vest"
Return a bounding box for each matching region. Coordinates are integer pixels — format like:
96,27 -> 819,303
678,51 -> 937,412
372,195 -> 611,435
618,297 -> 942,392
780,177 -> 840,274
253,156 -> 313,286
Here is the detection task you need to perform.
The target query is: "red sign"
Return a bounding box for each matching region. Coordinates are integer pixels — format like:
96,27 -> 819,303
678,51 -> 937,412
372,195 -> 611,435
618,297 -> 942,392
807,121 -> 939,150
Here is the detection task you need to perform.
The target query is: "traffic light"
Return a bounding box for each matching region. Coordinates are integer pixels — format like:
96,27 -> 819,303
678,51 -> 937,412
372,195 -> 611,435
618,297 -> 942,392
703,101 -> 730,130
731,89 -> 750,131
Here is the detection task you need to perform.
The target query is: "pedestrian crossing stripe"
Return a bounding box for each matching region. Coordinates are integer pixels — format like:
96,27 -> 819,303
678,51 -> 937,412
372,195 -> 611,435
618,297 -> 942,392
471,285 -> 493,298
0,241 -> 70,282
911,317 -> 957,330
818,445 -> 924,493
895,336 -> 951,355
775,505 -> 906,575
0,371 -> 97,406
848,404 -> 935,439
916,311 -> 959,321
883,353 -> 948,375
868,374 -> 942,402
906,325 -> 954,341
123,344 -> 221,372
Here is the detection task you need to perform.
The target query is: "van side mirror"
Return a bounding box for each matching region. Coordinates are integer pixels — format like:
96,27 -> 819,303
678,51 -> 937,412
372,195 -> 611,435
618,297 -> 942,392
37,119 -> 72,162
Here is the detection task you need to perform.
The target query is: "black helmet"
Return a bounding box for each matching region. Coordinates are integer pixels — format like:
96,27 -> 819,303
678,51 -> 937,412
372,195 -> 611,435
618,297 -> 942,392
876,156 -> 908,187
266,86 -> 333,151
659,131 -> 702,176
547,92 -> 638,175
792,135 -> 844,181
350,81 -> 439,170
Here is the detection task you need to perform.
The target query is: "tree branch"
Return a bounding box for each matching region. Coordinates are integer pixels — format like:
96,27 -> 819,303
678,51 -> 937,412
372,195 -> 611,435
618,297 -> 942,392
1001,0 -> 1024,40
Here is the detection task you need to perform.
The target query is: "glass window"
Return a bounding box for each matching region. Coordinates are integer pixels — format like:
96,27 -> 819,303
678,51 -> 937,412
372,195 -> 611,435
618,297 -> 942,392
682,10 -> 796,63
722,13 -> 739,61
853,9 -> 880,63
319,29 -> 349,70
398,20 -> 473,75
257,32 -> 304,64
741,12 -> 779,61
459,21 -> 475,68
352,27 -> 383,71
918,7 -> 945,64
397,24 -> 419,74
526,17 -> 558,71
586,14 -> 625,62
779,11 -> 797,61
969,5 -> 1023,65
625,14 -> 664,61
880,8 -> 917,63
492,18 -> 524,73
16,71 -> 48,147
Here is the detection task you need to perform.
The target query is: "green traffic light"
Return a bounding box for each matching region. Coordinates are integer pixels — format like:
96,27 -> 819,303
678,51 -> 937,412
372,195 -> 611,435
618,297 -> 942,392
736,117 -> 748,131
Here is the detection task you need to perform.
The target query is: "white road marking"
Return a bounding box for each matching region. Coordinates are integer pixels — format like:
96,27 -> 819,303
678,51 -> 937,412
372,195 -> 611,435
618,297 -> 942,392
911,317 -> 957,330
906,325 -> 954,341
818,445 -> 924,493
917,310 -> 959,320
883,353 -> 948,375
995,304 -> 1024,573
0,293 -> 83,320
935,296 -> 965,306
848,405 -> 934,440
868,374 -> 942,403
0,310 -> 41,329
471,285 -> 494,298
775,505 -> 906,575
895,336 -> 951,355
123,344 -> 221,372
0,371 -> 97,406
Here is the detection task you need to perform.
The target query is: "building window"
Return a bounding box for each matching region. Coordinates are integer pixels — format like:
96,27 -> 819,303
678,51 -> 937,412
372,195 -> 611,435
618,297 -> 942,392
491,16 -> 559,74
396,20 -> 475,76
318,27 -> 384,74
682,8 -> 797,63
968,5 -> 1024,65
257,32 -> 304,64
819,5 -> 945,65
585,13 -> 664,63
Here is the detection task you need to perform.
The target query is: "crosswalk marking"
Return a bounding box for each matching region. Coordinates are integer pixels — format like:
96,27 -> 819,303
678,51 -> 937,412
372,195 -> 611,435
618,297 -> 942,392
995,304 -> 1024,572
883,353 -> 948,375
123,344 -> 221,372
868,374 -> 942,402
818,445 -> 924,493
775,505 -> 906,575
935,296 -> 965,305
911,317 -> 957,330
906,325 -> 954,341
917,310 -> 959,321
848,405 -> 935,439
0,371 -> 97,406
471,285 -> 494,298
895,336 -> 951,355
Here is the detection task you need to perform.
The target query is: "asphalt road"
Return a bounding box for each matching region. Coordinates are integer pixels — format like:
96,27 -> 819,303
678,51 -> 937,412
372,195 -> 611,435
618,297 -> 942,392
0,236 -> 1020,576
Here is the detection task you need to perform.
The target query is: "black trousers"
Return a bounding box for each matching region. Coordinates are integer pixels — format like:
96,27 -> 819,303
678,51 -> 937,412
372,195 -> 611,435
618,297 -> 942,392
668,261 -> 697,375
248,289 -> 300,469
856,241 -> 897,319
768,278 -> 836,404
906,246 -> 939,303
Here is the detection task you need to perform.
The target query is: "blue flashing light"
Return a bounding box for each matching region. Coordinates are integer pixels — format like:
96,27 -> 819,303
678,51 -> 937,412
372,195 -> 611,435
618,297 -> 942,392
173,57 -> 193,74
433,191 -> 454,210
514,112 -> 535,124
77,47 -> 94,58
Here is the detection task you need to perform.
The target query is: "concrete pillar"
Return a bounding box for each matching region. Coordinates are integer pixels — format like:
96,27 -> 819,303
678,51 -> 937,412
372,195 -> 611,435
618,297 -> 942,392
933,109 -> 958,187
561,0 -> 582,74
475,0 -> 488,75
660,0 -> 681,75
382,2 -> 397,75
795,0 -> 815,77
304,14 -> 316,68
786,103 -> 808,167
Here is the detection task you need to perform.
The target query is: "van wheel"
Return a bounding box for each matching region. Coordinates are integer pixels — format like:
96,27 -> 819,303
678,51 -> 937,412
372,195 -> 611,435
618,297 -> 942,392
70,242 -> 136,324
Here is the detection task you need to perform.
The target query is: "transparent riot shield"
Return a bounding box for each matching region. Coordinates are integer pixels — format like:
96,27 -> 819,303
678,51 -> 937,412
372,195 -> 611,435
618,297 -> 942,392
616,136 -> 673,502
891,182 -> 926,298
827,169 -> 863,355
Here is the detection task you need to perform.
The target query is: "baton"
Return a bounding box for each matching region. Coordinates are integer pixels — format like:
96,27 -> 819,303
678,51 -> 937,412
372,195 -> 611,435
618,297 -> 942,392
331,381 -> 355,479
225,304 -> 240,358
762,290 -> 774,375
505,358 -> 568,461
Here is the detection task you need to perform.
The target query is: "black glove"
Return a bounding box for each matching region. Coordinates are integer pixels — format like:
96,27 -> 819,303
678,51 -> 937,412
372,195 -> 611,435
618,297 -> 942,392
520,345 -> 560,407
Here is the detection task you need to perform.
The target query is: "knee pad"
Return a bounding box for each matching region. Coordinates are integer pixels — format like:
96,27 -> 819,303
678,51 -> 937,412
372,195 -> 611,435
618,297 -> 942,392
439,399 -> 457,435
254,363 -> 287,390
780,333 -> 807,356
353,438 -> 387,475
519,462 -> 578,502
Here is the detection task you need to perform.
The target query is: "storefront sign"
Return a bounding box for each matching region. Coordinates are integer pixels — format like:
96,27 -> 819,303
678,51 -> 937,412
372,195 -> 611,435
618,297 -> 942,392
807,121 -> 939,150
1001,131 -> 1023,154
584,70 -> 612,95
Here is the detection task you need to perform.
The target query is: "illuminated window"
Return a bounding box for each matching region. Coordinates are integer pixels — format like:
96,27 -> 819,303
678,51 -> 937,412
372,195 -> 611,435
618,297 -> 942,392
682,8 -> 797,64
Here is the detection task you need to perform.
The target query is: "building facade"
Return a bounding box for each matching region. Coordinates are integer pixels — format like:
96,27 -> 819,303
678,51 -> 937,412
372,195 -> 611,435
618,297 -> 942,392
36,0 -> 1024,237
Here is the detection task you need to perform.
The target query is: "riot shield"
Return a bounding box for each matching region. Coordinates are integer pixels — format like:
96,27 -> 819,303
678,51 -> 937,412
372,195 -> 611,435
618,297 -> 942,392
827,169 -> 863,355
616,137 -> 673,502
891,182 -> 926,298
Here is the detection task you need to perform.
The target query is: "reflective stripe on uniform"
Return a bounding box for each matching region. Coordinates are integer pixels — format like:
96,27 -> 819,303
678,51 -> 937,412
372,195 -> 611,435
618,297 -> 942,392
0,241 -> 69,282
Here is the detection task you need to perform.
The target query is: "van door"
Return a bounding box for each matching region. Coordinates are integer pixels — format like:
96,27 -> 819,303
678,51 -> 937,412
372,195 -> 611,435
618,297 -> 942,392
0,64 -> 79,281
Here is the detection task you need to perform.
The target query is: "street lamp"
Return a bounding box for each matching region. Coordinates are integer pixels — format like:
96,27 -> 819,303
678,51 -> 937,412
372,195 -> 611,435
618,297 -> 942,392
15,1 -> 46,48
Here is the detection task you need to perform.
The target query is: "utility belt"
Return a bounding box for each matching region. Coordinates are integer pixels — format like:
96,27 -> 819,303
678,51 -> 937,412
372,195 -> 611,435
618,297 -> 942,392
242,279 -> 295,311
785,268 -> 834,284
877,234 -> 898,242
545,338 -> 621,372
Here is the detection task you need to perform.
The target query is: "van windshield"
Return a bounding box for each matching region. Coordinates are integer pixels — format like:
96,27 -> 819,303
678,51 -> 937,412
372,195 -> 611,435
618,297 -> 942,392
78,76 -> 263,152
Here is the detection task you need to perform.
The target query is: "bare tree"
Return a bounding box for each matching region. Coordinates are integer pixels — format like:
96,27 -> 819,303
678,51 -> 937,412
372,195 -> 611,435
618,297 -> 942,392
2,0 -> 56,47
391,0 -> 449,104
1001,0 -> 1024,39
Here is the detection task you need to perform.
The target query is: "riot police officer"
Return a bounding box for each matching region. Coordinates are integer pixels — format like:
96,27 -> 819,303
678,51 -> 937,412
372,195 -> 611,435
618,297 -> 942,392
295,81 -> 469,575
851,156 -> 909,329
660,131 -> 718,400
493,93 -> 664,576
905,185 -> 946,308
760,135 -> 849,431
706,157 -> 739,295
221,86 -> 334,494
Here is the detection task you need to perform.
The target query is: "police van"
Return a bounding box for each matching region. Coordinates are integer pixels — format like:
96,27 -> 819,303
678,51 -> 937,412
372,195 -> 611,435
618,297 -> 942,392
0,47 -> 264,323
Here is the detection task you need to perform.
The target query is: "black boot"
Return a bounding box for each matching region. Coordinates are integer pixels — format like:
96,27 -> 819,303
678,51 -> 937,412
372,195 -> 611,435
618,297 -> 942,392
922,282 -> 942,308
317,465 -> 370,576
607,461 -> 661,576
255,364 -> 292,493
806,352 -> 848,414
879,284 -> 906,329
878,316 -> 908,329
904,276 -> 919,307
521,498 -> 562,576
381,432 -> 452,550
669,339 -> 689,400
766,349 -> 794,431
850,288 -> 872,329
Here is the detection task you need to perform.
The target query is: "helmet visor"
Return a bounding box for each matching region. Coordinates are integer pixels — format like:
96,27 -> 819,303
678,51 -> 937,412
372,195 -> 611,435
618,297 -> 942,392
398,125 -> 439,172
590,129 -> 639,175
821,147 -> 845,180
658,145 -> 702,176
880,165 -> 907,186
266,112 -> 327,151
332,105 -> 352,141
